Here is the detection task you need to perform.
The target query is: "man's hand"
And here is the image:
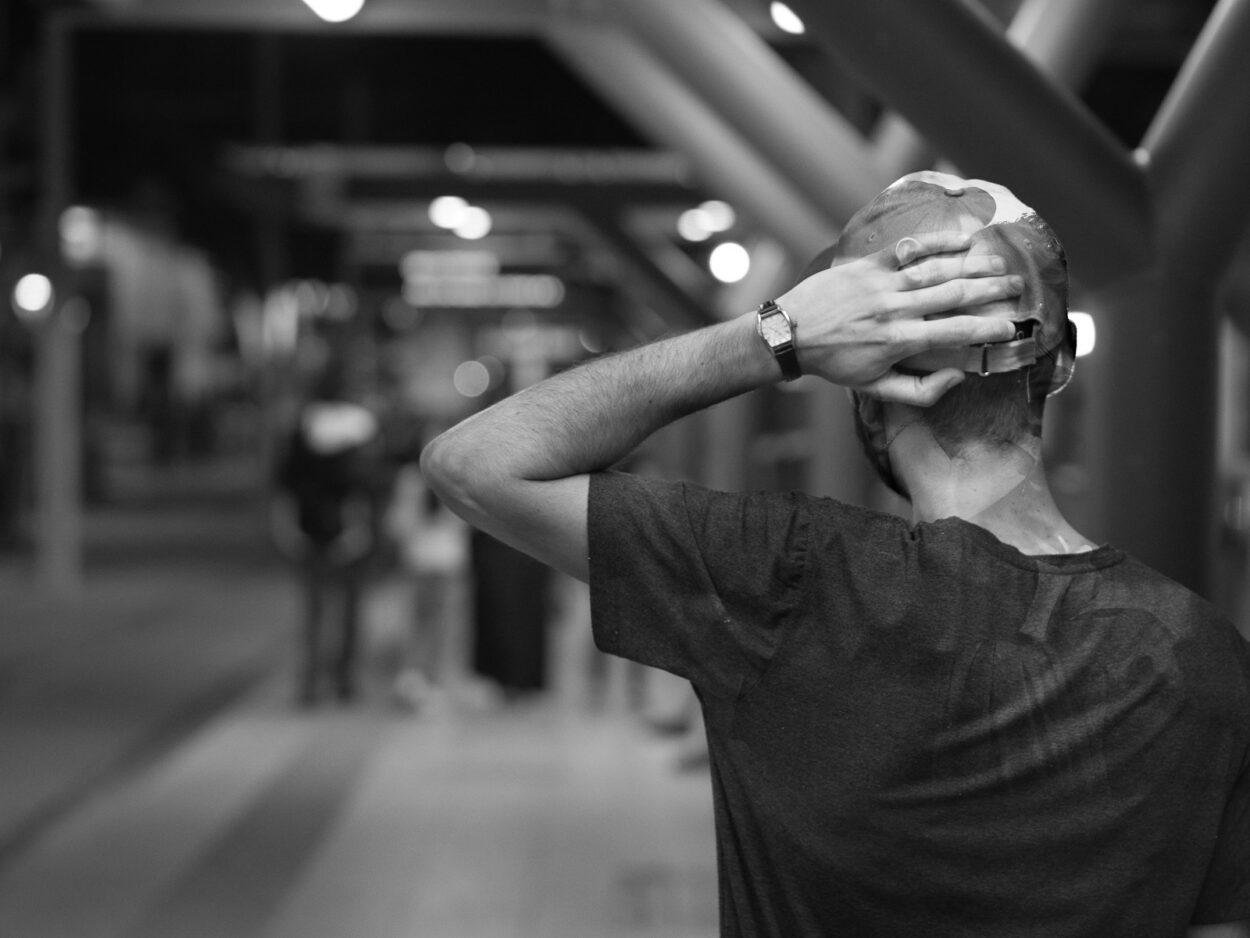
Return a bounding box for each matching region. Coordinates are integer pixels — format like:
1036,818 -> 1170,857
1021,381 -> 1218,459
777,231 -> 1022,405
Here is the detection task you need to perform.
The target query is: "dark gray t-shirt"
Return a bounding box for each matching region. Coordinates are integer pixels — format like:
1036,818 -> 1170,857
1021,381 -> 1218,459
588,471 -> 1250,937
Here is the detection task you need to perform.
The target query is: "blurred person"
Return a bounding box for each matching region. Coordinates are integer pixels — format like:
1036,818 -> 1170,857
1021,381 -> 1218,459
385,451 -> 472,712
272,359 -> 385,705
422,172 -> 1250,936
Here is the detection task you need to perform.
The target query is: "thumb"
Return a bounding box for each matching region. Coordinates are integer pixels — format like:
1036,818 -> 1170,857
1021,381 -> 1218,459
867,368 -> 965,406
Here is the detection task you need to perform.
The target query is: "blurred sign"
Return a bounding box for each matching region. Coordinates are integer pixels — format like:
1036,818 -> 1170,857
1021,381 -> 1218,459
400,249 -> 564,308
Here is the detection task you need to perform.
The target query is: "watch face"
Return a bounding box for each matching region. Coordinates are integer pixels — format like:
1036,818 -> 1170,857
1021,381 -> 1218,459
760,311 -> 792,347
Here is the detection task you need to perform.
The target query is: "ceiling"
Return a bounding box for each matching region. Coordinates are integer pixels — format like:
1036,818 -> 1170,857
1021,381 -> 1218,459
0,0 -> 1224,332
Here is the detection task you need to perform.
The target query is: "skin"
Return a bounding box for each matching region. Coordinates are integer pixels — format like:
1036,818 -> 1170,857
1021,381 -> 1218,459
884,410 -> 1098,555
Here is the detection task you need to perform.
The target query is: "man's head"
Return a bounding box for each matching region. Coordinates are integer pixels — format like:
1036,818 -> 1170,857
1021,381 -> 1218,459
810,171 -> 1077,496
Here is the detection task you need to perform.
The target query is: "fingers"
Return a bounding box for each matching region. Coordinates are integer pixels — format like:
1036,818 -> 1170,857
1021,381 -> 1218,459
888,231 -> 973,267
891,314 -> 1018,357
895,251 -> 1008,289
863,368 -> 966,407
896,274 -> 1024,318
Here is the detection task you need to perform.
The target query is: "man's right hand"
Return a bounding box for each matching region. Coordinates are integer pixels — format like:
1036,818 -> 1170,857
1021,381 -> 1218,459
776,231 -> 1023,406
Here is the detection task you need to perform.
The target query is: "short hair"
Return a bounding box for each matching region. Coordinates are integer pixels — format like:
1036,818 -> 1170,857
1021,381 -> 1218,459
920,369 -> 1043,454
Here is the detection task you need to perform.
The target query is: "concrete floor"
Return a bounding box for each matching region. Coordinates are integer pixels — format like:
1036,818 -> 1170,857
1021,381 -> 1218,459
0,459 -> 716,938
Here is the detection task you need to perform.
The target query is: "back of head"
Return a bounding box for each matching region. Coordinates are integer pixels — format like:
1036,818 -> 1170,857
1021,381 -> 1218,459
814,171 -> 1077,455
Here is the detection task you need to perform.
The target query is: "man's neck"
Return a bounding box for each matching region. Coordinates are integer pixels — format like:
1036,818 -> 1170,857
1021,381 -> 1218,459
894,426 -> 1096,556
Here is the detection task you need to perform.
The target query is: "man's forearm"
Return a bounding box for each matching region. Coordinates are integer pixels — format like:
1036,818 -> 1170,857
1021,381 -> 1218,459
423,311 -> 773,496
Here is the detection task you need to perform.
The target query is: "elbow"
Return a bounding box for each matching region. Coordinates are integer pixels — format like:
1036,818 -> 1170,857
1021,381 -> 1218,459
419,430 -> 469,509
419,425 -> 494,521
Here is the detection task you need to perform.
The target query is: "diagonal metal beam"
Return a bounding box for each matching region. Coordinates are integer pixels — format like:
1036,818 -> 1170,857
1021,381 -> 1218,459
609,0 -> 879,225
545,23 -> 837,259
873,0 -> 1136,180
787,0 -> 1150,287
1140,0 -> 1250,278
577,204 -> 715,331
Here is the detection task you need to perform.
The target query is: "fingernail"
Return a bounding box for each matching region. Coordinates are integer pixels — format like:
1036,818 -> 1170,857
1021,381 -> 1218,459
1010,275 -> 1025,289
895,236 -> 921,266
990,257 -> 1007,274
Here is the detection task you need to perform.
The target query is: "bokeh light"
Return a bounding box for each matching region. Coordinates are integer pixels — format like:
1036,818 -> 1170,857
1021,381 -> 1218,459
1070,311 -> 1097,357
12,273 -> 54,320
453,360 -> 492,398
455,206 -> 493,240
770,2 -> 805,35
300,0 -> 366,23
709,242 -> 751,283
428,195 -> 469,230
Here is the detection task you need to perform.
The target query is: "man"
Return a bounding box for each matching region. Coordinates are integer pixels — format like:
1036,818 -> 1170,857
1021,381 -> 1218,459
421,172 -> 1250,936
273,359 -> 385,704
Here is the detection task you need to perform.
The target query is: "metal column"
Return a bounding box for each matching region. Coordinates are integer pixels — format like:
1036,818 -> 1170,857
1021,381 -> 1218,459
1092,0 -> 1250,592
34,15 -> 82,595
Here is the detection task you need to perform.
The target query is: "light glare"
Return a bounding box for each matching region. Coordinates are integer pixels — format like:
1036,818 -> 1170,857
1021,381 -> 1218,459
13,273 -> 54,315
453,360 -> 492,398
677,208 -> 713,242
699,200 -> 736,232
300,0 -> 365,22
60,205 -> 103,265
455,206 -> 493,240
428,195 -> 469,230
770,2 -> 805,35
1070,311 -> 1096,357
709,242 -> 751,283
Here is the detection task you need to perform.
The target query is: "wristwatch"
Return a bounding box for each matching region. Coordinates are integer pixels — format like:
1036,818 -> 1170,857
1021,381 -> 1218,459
755,301 -> 801,381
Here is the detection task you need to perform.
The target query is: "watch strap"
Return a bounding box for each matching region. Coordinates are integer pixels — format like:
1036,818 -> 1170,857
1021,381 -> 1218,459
756,301 -> 802,381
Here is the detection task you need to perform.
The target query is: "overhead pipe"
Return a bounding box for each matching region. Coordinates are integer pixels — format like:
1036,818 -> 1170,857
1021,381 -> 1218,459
609,0 -> 879,225
873,0 -> 1137,180
545,24 -> 837,260
577,204 -> 715,330
786,0 -> 1150,288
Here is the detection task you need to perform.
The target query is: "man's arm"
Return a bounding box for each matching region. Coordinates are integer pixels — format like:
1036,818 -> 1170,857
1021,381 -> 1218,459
420,232 -> 1022,581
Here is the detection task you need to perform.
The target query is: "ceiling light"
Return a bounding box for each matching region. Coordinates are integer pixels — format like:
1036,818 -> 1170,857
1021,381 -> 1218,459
770,2 -> 805,35
454,206 -> 493,240
12,273 -> 54,321
699,200 -> 736,233
677,208 -> 713,242
300,0 -> 366,23
709,242 -> 751,284
428,195 -> 469,230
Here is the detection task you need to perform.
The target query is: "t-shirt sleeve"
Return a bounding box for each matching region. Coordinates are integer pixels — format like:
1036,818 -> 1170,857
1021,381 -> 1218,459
588,470 -> 809,699
1192,745 -> 1250,924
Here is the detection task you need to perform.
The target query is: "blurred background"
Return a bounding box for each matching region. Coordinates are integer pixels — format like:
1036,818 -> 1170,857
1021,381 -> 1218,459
1,0 -> 1249,935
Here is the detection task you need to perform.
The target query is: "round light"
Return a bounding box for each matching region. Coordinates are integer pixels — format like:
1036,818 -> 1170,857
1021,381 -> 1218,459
300,0 -> 366,23
677,208 -> 713,242
1069,311 -> 1096,357
59,205 -> 103,265
13,273 -> 55,318
454,206 -> 492,240
709,242 -> 751,284
428,195 -> 469,230
444,143 -> 477,174
770,2 -> 806,35
699,200 -> 736,232
453,360 -> 492,398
